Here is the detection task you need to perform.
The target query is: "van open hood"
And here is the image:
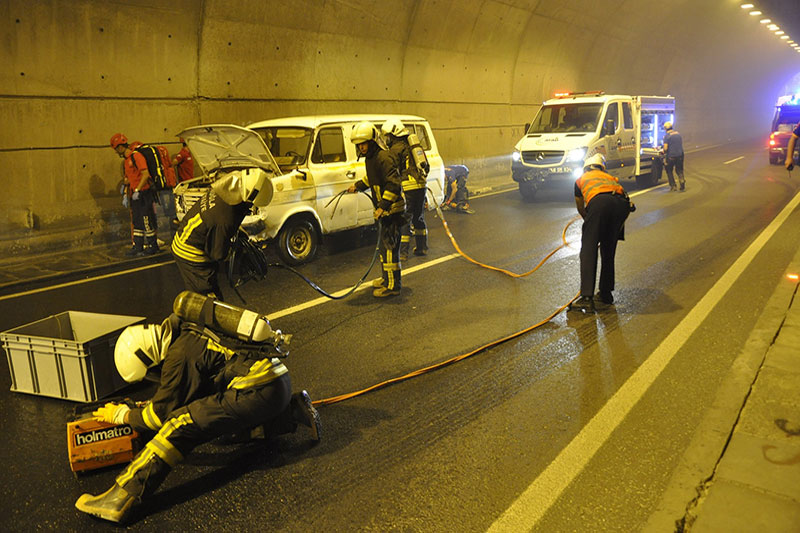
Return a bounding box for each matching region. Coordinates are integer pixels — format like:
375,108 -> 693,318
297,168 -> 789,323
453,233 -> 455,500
178,124 -> 282,177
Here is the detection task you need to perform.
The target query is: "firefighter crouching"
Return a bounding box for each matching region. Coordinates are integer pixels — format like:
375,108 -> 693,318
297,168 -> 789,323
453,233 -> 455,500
382,119 -> 428,261
171,169 -> 272,300
75,292 -> 321,523
569,153 -> 632,312
346,121 -> 407,298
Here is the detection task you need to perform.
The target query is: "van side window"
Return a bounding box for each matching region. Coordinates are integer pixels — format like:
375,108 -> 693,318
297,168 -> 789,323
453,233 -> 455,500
622,102 -> 633,129
604,103 -> 619,134
410,124 -> 431,151
311,127 -> 346,164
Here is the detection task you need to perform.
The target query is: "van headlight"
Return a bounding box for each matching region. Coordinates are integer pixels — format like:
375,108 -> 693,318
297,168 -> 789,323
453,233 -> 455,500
512,151 -> 521,162
566,147 -> 587,162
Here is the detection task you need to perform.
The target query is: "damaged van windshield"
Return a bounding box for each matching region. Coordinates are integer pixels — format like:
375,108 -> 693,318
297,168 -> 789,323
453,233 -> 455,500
251,127 -> 312,171
527,103 -> 603,134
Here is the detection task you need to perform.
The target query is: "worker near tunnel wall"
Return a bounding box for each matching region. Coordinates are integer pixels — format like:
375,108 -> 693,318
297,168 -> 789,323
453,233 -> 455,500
569,153 -> 632,312
382,119 -> 428,261
110,133 -> 159,256
662,121 -> 685,192
346,121 -> 406,298
75,296 -> 321,524
785,121 -> 800,171
170,169 -> 271,300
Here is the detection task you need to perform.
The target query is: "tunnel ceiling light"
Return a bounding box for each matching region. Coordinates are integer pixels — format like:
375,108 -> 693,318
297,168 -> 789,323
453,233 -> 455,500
740,3 -> 754,8
768,24 -> 779,30
775,30 -> 785,35
780,36 -> 790,40
759,18 -> 771,24
749,10 -> 762,15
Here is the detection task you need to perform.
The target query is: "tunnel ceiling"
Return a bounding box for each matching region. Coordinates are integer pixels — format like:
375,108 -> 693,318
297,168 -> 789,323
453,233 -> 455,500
745,0 -> 800,58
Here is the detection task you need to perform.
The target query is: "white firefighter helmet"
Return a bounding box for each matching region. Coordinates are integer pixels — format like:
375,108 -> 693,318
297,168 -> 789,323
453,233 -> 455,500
211,168 -> 273,207
663,121 -> 673,130
114,321 -> 173,383
381,118 -> 409,138
583,153 -> 606,170
350,121 -> 379,145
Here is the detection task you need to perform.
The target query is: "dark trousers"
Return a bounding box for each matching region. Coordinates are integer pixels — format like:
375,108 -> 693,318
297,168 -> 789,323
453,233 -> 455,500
665,155 -> 685,189
580,194 -> 630,297
131,190 -> 158,249
400,188 -> 427,253
173,257 -> 223,300
380,216 -> 403,290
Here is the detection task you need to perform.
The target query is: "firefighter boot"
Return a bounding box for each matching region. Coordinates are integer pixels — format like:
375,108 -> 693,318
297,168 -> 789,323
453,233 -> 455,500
291,390 -> 322,441
126,236 -> 144,257
413,231 -> 428,256
144,235 -> 160,255
75,483 -> 138,523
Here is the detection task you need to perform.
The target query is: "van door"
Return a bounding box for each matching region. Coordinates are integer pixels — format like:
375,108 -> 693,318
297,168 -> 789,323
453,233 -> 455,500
309,126 -> 360,232
619,101 -> 636,178
600,102 -> 623,177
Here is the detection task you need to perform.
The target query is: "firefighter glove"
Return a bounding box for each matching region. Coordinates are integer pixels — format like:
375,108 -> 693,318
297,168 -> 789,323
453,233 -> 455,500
132,190 -> 141,201
122,195 -> 129,208
93,402 -> 131,425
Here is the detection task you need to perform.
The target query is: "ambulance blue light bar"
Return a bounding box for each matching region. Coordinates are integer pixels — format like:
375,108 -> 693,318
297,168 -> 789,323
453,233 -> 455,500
553,91 -> 605,98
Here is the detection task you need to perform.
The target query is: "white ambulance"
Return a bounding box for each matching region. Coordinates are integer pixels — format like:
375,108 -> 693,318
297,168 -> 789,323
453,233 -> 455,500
174,115 -> 445,264
511,92 -> 675,200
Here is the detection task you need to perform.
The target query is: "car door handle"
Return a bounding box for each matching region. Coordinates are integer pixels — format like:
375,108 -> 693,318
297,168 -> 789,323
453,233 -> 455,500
346,171 -> 356,179
616,138 -> 622,146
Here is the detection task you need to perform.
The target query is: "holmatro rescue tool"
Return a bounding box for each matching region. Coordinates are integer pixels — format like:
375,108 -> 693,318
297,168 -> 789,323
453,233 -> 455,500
67,400 -> 142,473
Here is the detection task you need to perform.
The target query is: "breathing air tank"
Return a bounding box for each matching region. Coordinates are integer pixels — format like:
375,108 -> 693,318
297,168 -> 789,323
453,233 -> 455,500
173,291 -> 277,343
407,133 -> 430,177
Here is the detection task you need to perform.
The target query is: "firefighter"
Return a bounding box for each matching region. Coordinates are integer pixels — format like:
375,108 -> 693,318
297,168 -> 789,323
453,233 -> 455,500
381,119 -> 428,261
662,121 -> 685,191
346,121 -> 406,298
75,300 -> 321,523
569,153 -> 632,312
171,169 -> 272,300
110,133 -> 159,256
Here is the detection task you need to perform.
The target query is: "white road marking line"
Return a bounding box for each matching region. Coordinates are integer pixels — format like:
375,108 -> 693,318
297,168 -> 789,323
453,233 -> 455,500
723,156 -> 744,164
488,187 -> 800,532
267,253 -> 460,320
0,260 -> 175,302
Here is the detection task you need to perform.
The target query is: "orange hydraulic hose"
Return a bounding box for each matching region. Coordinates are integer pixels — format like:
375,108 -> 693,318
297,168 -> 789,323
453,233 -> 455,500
312,209 -> 582,406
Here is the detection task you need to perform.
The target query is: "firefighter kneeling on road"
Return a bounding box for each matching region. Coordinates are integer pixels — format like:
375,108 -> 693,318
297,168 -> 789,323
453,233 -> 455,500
346,121 -> 407,298
75,291 -> 321,523
569,153 -> 633,312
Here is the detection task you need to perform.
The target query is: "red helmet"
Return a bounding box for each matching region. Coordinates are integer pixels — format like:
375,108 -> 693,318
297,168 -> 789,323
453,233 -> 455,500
110,133 -> 128,149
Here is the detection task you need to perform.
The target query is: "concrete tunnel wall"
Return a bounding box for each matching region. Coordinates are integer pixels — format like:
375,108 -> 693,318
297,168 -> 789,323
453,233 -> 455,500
1,0 -> 798,254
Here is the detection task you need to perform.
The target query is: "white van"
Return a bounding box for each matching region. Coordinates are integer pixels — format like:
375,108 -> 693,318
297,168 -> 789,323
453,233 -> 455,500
174,114 -> 445,264
511,92 -> 675,200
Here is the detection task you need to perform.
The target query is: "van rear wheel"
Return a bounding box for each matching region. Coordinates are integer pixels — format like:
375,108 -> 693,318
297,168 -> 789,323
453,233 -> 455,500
277,218 -> 319,265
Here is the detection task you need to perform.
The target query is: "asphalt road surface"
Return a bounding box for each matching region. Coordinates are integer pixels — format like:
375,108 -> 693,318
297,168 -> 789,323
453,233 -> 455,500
1,140 -> 798,532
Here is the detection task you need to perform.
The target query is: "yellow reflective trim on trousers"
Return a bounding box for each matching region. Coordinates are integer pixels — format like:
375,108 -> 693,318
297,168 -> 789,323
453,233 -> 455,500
227,358 -> 288,390
149,433 -> 183,466
400,235 -> 411,243
383,262 -> 399,270
382,191 -> 399,202
142,403 -> 163,431
413,229 -> 427,235
402,179 -> 425,191
117,446 -> 157,487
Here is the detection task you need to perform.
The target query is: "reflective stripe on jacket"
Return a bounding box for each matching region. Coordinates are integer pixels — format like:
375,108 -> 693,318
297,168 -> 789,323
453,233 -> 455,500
575,169 -> 625,205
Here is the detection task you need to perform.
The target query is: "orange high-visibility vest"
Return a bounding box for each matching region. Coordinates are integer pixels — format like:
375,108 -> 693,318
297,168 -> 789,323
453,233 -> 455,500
576,169 -> 624,205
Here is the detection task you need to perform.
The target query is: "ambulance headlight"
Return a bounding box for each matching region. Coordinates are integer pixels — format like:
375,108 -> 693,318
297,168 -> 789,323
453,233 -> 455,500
566,147 -> 587,162
512,151 -> 521,162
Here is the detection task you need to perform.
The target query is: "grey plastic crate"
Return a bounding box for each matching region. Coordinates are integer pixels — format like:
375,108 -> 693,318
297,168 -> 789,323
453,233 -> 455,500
1,311 -> 145,402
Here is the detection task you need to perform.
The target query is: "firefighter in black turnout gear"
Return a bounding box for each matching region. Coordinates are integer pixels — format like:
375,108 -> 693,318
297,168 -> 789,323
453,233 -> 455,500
347,121 -> 407,298
75,292 -> 321,524
171,169 -> 273,299
382,119 -> 428,261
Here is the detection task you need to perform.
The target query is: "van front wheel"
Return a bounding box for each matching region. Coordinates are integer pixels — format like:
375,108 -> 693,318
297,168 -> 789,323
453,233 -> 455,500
277,219 -> 319,265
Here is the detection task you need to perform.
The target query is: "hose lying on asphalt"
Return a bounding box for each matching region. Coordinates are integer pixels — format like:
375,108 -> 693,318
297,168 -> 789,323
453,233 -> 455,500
313,208 -> 582,406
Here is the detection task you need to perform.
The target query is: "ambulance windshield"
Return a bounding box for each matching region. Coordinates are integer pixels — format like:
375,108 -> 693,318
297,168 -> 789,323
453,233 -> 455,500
528,103 -> 603,134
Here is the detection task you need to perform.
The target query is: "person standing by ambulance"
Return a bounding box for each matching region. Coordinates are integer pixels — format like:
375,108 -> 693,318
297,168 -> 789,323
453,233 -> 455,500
569,153 -> 632,311
382,119 -> 428,261
784,121 -> 799,171
346,121 -> 406,298
111,133 -> 159,256
662,121 -> 685,191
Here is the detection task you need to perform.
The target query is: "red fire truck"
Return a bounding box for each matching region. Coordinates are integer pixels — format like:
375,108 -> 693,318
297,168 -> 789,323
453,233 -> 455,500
768,94 -> 800,165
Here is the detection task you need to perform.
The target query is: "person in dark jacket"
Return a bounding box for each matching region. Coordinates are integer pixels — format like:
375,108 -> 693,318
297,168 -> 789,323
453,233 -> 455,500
171,169 -> 272,299
75,299 -> 320,523
346,121 -> 406,297
662,121 -> 685,191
